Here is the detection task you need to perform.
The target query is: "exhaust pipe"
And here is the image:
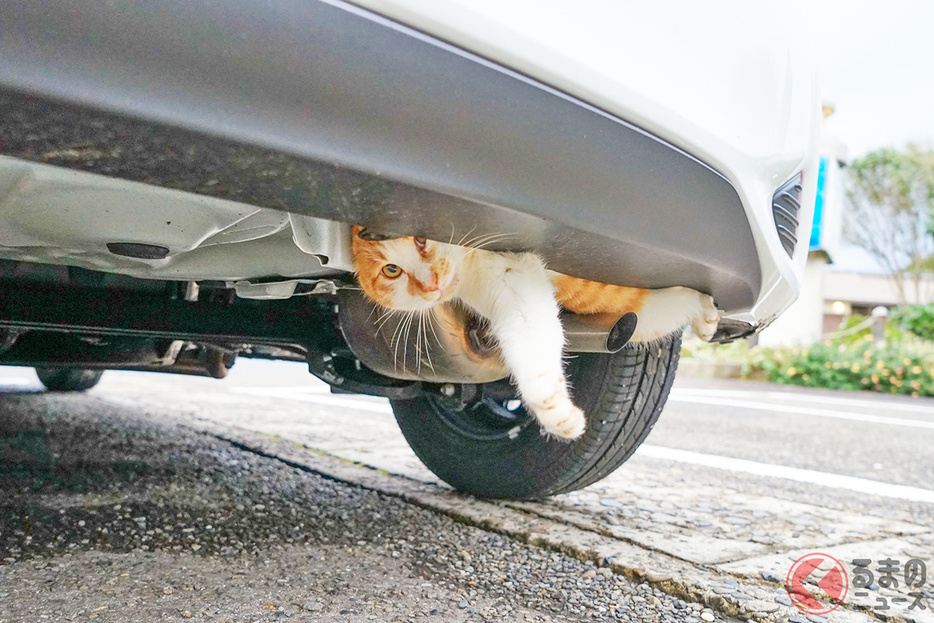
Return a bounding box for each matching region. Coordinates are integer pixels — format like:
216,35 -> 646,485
337,290 -> 636,384
561,311 -> 637,354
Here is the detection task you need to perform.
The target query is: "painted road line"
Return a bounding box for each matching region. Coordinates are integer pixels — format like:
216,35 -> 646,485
672,387 -> 934,416
229,385 -> 332,395
668,395 -> 934,430
0,377 -> 39,388
636,444 -> 934,505
232,386 -> 393,414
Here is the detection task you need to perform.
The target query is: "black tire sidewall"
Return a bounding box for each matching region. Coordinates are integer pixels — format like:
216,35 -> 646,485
35,367 -> 104,392
391,335 -> 681,499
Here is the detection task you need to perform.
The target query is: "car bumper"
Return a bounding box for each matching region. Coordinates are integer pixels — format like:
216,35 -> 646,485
0,0 -> 820,321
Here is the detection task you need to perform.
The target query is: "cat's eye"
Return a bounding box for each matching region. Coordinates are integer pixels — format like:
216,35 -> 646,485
413,237 -> 427,250
381,264 -> 403,278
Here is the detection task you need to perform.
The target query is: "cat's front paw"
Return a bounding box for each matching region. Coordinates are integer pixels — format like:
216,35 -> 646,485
536,403 -> 586,440
691,294 -> 720,342
519,374 -> 586,440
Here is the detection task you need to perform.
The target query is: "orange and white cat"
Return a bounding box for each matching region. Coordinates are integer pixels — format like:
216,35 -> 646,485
351,226 -> 719,440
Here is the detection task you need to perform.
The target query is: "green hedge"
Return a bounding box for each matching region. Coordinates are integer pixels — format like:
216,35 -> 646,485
683,317 -> 934,396
754,338 -> 934,396
890,304 -> 934,342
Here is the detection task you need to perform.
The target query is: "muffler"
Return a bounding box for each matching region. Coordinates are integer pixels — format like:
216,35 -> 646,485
337,289 -> 636,384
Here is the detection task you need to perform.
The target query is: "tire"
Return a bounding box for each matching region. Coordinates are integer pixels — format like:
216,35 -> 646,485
35,367 -> 104,392
391,332 -> 682,499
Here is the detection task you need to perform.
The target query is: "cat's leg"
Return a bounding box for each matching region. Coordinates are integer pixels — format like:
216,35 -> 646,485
690,295 -> 721,341
460,253 -> 586,439
631,287 -> 720,342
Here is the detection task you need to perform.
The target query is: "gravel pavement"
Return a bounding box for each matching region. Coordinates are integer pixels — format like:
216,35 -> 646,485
0,386 -> 739,623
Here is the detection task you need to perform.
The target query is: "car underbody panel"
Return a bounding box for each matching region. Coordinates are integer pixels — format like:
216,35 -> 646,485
0,0 -> 762,313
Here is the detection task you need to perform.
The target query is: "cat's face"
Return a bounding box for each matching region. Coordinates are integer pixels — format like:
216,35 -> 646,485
351,226 -> 462,311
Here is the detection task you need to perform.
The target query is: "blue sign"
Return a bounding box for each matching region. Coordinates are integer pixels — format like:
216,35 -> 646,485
809,156 -> 828,250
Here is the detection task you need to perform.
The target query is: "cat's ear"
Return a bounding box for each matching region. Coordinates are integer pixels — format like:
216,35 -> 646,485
357,227 -> 398,242
352,225 -> 365,237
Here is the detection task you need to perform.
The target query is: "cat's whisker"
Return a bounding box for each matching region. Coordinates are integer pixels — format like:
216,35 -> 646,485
465,233 -> 516,250
456,225 -> 478,247
413,312 -> 423,370
373,308 -> 391,324
474,234 -> 516,248
374,307 -> 397,325
375,316 -> 395,337
376,317 -> 396,335
465,231 -> 513,244
425,308 -> 442,352
414,314 -> 420,375
419,312 -> 427,374
374,308 -> 399,336
392,311 -> 406,371
415,312 -> 425,374
419,311 -> 436,373
459,232 -> 515,251
413,313 -> 422,374
401,311 -> 416,375
460,230 -> 512,245
458,232 -> 490,248
390,311 -> 409,373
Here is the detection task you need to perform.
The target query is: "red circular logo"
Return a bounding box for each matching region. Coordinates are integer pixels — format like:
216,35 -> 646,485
786,553 -> 849,614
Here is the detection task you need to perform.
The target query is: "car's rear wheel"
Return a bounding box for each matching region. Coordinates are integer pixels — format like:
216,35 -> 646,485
390,333 -> 681,499
35,367 -> 104,392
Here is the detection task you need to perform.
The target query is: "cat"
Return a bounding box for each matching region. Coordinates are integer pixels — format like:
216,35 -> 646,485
351,226 -> 719,440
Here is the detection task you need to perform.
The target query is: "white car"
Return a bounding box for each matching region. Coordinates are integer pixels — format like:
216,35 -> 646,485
0,0 -> 820,498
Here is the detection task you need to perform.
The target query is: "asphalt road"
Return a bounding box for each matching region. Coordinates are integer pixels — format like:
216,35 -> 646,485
1,358 -> 933,623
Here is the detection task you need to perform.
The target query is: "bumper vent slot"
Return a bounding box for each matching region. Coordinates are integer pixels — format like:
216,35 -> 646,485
772,173 -> 802,257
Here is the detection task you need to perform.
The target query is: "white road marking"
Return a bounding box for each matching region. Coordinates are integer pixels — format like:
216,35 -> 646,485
231,387 -> 393,414
667,394 -> 934,430
231,385 -> 332,395
0,377 -> 38,388
672,387 -> 934,415
233,385 -> 934,504
636,444 -> 934,505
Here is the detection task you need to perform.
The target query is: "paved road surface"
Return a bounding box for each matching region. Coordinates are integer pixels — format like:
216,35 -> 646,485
1,359 -> 932,623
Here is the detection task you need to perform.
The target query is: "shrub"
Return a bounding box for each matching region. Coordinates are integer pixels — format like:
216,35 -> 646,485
890,304 -> 934,342
755,337 -> 934,396
682,325 -> 934,396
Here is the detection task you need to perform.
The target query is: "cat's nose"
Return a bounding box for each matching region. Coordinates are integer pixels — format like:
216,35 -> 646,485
420,274 -> 439,292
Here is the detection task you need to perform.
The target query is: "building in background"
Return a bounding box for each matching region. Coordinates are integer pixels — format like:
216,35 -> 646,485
820,244 -> 902,334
